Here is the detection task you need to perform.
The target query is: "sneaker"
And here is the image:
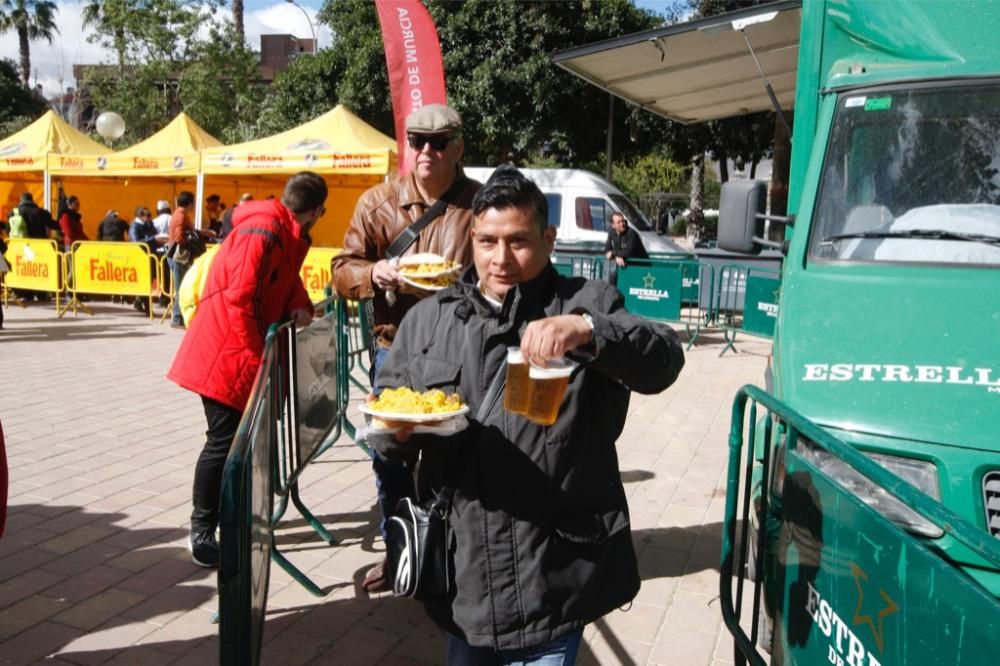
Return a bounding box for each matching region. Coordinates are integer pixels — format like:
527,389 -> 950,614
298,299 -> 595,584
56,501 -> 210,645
189,530 -> 219,568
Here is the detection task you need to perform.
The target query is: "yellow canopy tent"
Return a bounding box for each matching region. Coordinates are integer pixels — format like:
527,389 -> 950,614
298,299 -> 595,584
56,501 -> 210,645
0,111 -> 110,226
199,105 -> 397,247
47,113 -> 222,239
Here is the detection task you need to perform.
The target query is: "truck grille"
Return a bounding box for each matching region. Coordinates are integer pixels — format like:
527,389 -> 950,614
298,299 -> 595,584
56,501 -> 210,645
984,472 -> 1000,539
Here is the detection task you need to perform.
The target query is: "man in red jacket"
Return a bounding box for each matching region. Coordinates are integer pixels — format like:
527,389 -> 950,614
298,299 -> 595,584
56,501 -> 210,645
167,171 -> 327,568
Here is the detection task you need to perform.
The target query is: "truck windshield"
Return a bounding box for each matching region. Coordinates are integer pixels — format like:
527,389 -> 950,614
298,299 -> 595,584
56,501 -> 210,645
809,82 -> 1000,265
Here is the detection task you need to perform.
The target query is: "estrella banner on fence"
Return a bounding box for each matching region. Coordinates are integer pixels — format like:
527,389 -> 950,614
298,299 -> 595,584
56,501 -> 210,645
4,238 -> 60,292
618,262 -> 683,322
300,247 -> 340,303
741,273 -> 780,337
374,0 -> 448,175
71,241 -> 153,296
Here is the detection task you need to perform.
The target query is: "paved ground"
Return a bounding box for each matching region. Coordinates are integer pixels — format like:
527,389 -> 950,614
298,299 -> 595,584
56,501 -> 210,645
0,298 -> 769,665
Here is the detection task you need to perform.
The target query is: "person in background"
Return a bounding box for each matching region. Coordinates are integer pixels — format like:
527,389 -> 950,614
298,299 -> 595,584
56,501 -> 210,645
167,172 -> 327,568
130,206 -> 159,314
97,210 -> 129,242
370,167 -> 685,663
167,192 -> 197,328
331,103 -> 481,593
129,206 -> 158,250
13,193 -> 59,302
58,196 -> 87,294
151,200 -> 173,307
18,192 -> 59,241
205,194 -> 223,236
219,192 -> 252,241
152,200 -> 172,237
58,196 -> 87,250
603,211 -> 648,286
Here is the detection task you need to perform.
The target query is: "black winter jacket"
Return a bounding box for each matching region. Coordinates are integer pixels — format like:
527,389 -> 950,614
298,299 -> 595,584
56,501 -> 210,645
19,202 -> 59,240
604,226 -> 648,261
372,264 -> 685,650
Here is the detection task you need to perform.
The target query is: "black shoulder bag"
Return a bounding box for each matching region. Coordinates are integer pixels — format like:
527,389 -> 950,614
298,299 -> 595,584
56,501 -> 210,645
386,357 -> 507,600
384,175 -> 469,260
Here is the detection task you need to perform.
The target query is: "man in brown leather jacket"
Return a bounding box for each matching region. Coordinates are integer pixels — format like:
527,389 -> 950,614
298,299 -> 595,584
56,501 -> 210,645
331,104 -> 481,592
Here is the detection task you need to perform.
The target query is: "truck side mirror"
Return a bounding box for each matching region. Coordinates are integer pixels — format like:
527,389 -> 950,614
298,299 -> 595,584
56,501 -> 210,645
718,180 -> 767,254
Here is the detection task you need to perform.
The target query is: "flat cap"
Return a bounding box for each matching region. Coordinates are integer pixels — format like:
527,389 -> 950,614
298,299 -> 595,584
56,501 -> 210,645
405,104 -> 462,135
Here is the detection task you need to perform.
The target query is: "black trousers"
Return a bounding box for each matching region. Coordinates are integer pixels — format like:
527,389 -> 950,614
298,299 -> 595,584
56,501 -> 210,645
191,396 -> 242,534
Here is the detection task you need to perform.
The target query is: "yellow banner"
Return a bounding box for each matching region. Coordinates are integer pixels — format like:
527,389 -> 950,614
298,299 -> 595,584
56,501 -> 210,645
71,241 -> 153,296
48,152 -> 200,177
300,247 -> 340,303
4,238 -> 60,292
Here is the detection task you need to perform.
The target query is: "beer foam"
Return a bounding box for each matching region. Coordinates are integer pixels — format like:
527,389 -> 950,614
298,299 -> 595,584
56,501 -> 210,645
528,359 -> 576,379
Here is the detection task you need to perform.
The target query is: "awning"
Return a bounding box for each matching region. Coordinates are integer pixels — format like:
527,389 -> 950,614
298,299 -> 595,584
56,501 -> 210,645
0,111 -> 110,173
49,112 -> 221,177
551,0 -> 801,124
200,105 -> 397,176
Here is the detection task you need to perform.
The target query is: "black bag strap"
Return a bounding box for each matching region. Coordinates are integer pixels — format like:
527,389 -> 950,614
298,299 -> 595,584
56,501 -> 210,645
385,175 -> 468,259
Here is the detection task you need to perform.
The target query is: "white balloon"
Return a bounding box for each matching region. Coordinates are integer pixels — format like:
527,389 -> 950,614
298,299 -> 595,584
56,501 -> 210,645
96,112 -> 126,140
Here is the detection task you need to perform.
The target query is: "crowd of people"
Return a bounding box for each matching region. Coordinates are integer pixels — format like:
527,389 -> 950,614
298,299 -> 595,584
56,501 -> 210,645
0,189 -> 255,319
4,103 -> 686,666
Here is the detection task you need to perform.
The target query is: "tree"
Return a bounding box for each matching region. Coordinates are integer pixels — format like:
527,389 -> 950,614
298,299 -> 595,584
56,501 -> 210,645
80,0 -> 251,144
0,0 -> 59,86
317,0 -> 673,166
253,48 -> 345,137
0,57 -> 47,135
176,25 -> 262,143
232,0 -> 243,45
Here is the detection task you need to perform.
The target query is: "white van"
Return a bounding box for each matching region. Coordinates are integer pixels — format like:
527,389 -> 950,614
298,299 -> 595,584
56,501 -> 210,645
463,167 -> 687,255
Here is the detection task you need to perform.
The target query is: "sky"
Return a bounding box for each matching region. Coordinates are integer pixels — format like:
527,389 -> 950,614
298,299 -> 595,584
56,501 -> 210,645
1,0 -> 673,98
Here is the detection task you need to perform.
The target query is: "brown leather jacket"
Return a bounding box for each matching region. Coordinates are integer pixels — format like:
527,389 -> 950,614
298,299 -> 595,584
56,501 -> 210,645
331,168 -> 481,346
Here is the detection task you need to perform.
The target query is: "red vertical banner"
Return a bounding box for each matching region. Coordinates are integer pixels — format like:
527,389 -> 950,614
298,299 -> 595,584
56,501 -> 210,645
375,0 -> 448,175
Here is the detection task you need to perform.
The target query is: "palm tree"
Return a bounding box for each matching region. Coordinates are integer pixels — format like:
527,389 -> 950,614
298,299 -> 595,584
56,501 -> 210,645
0,0 -> 59,87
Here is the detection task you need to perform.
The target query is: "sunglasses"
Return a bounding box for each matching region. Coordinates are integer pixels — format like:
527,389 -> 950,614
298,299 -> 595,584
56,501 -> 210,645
407,134 -> 456,151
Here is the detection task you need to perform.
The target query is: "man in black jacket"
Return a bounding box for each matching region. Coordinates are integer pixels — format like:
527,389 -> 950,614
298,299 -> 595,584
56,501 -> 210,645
604,211 -> 647,286
371,167 -> 684,664
17,192 -> 59,240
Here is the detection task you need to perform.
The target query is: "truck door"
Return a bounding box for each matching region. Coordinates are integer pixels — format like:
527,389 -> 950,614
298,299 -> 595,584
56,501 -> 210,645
721,387 -> 1000,666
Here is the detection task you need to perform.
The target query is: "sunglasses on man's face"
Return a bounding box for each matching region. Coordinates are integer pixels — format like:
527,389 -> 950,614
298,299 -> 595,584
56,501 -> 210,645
407,134 -> 455,152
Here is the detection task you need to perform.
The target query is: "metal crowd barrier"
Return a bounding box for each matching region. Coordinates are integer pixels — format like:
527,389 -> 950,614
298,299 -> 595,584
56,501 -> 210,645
721,386 -> 1000,666
714,265 -> 781,356
219,294 -> 380,664
218,327 -> 278,666
551,251 -> 607,280
616,257 -> 715,348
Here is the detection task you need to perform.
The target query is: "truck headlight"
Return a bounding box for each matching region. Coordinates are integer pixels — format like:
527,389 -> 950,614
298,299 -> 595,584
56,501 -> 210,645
797,439 -> 943,539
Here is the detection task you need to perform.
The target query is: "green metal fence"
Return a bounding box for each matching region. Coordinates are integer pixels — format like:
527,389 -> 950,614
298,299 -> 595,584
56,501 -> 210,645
550,251 -> 607,281
721,385 -> 1000,666
617,257 -> 715,348
218,330 -> 277,666
715,265 -> 781,356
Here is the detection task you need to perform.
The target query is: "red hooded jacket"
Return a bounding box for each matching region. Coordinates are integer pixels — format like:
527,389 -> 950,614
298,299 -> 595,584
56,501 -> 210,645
168,199 -> 312,410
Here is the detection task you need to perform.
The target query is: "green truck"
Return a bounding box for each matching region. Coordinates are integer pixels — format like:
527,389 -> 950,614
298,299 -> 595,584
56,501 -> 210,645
554,1 -> 1000,662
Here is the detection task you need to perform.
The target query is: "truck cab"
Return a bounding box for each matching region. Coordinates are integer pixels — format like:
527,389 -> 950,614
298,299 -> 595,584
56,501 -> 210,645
554,1 -> 1000,662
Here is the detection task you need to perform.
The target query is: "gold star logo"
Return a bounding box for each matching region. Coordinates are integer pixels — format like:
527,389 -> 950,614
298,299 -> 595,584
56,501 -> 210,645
850,562 -> 899,654
642,272 -> 656,289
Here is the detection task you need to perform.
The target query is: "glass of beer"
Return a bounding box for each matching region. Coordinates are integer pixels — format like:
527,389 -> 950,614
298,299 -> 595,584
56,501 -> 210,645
526,358 -> 577,426
504,347 -> 530,415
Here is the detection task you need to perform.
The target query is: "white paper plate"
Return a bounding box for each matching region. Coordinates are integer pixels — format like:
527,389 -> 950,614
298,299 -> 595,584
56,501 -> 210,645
359,403 -> 469,423
400,274 -> 456,292
399,252 -> 448,266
